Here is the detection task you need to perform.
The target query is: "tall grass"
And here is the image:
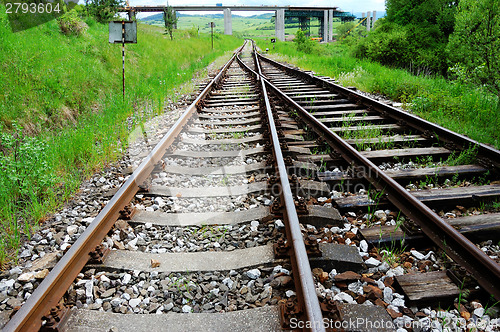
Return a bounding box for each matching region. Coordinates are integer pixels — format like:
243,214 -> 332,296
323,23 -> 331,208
0,8 -> 241,267
257,39 -> 500,149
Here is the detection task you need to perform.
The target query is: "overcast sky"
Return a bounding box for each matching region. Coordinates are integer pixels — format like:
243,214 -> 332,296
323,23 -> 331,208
128,0 -> 386,17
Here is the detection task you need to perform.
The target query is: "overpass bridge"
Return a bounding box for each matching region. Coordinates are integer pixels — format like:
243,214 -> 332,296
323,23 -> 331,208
118,5 -> 356,41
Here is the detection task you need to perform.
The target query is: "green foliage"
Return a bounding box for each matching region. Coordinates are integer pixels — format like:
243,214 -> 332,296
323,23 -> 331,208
85,0 -> 124,23
57,9 -> 88,36
293,29 -> 317,54
448,0 -> 500,109
0,7 -> 241,266
351,1 -> 458,75
163,5 -> 178,40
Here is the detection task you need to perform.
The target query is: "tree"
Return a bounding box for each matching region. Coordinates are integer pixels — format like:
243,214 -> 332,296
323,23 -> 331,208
448,0 -> 500,109
85,0 -> 124,23
163,6 -> 177,40
293,30 -> 316,54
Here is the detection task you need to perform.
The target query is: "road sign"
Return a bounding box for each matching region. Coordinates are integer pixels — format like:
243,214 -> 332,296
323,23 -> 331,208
109,21 -> 137,99
109,21 -> 137,44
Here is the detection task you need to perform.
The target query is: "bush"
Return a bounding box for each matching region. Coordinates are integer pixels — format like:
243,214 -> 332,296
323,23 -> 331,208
294,30 -> 317,54
57,10 -> 88,36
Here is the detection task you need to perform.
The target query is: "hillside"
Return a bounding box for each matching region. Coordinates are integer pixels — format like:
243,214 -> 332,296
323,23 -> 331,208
0,8 -> 241,266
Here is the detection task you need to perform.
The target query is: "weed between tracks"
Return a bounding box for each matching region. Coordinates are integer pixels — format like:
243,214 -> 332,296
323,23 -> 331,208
0,8 -> 241,267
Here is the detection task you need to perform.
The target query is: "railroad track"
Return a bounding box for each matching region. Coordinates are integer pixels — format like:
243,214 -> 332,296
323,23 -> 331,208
2,40 -> 500,331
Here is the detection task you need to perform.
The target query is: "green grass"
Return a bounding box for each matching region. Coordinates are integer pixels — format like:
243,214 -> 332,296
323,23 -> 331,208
0,8 -> 241,268
256,39 -> 500,149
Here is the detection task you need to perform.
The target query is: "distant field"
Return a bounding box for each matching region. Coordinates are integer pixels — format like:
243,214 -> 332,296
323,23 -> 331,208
142,14 -> 336,38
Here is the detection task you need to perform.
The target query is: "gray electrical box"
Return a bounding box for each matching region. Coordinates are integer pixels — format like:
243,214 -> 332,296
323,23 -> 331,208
109,21 -> 137,44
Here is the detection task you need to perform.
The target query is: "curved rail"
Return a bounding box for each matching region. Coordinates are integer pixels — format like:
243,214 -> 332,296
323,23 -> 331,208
3,42 -> 247,332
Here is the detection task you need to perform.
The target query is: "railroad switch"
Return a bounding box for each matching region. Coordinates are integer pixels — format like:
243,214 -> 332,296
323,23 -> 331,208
40,303 -> 71,332
88,244 -> 110,264
279,298 -> 303,329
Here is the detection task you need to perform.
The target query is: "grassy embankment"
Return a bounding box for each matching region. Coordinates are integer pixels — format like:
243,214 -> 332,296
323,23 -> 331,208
0,9 -> 241,267
257,39 -> 500,149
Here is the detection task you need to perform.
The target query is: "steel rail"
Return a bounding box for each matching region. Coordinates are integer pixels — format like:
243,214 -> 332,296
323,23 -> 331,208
252,48 -> 500,301
3,42 -> 247,332
256,53 -> 500,169
237,44 -> 326,331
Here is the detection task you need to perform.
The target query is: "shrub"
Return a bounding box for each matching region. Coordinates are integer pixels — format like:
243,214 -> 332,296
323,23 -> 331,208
57,10 -> 88,36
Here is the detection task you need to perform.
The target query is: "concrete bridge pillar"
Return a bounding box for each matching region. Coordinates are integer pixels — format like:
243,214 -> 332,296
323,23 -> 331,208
328,9 -> 333,42
275,9 -> 285,41
366,11 -> 371,31
224,8 -> 232,35
323,10 -> 328,42
372,11 -> 377,26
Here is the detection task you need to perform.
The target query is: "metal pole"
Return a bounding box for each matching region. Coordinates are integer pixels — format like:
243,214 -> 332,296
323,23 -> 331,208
211,22 -> 214,50
122,21 -> 125,99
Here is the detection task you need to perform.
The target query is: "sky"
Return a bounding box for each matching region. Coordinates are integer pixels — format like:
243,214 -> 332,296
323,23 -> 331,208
127,0 -> 387,18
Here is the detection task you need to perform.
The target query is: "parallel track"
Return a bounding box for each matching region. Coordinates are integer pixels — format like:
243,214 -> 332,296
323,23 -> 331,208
3,40 -> 500,332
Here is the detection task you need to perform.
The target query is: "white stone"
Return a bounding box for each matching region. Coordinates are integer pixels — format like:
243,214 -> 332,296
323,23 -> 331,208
129,298 -> 141,308
67,225 -> 78,236
164,302 -> 174,311
18,272 -> 34,282
9,267 -> 22,275
122,273 -> 132,284
285,290 -> 296,298
182,305 -> 192,313
145,223 -> 153,229
474,307 -> 485,317
386,266 -> 405,277
334,292 -> 355,304
330,227 -> 341,234
410,250 -> 426,260
122,293 -> 131,300
222,277 -> 234,289
274,220 -> 284,229
365,257 -> 381,267
348,281 -> 363,295
110,298 -> 122,307
374,210 -> 387,221
246,269 -> 261,280
359,240 -> 368,252
383,287 -> 393,303
378,261 -> 390,273
250,220 -> 259,231
392,298 -> 405,307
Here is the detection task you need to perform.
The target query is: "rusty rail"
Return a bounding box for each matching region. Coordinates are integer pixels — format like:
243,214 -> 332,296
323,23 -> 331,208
254,49 -> 500,301
3,42 -> 247,332
237,43 -> 326,331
